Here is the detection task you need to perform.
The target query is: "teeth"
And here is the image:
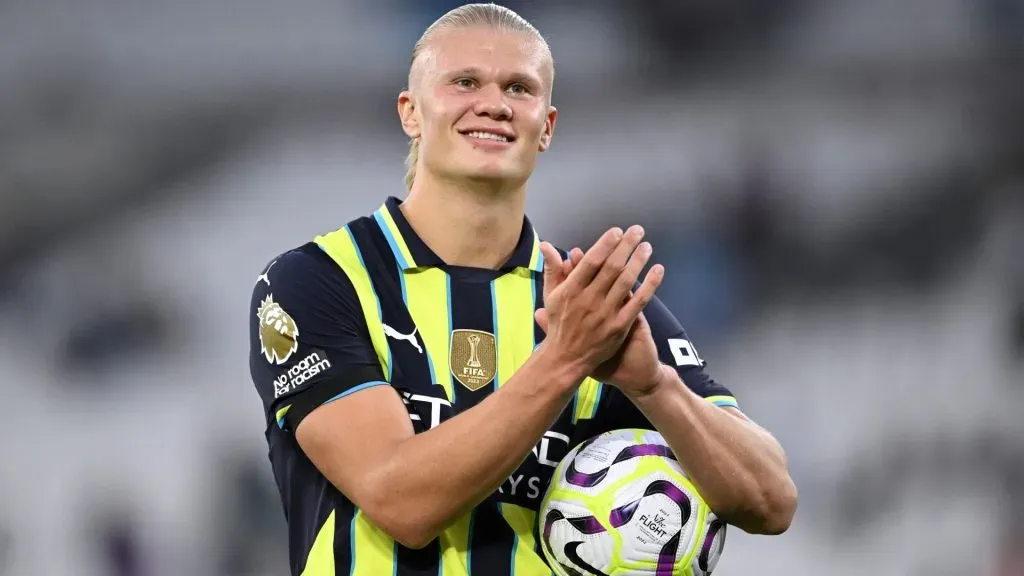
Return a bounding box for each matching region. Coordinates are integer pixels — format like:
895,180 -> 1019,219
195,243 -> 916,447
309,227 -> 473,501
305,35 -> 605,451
466,131 -> 509,142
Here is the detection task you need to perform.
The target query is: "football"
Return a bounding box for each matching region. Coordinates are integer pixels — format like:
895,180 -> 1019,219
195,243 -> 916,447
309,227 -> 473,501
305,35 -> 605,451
539,429 -> 726,576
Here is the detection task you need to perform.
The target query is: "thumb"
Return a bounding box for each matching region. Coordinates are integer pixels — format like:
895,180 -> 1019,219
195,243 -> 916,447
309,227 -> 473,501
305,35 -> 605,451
534,308 -> 550,333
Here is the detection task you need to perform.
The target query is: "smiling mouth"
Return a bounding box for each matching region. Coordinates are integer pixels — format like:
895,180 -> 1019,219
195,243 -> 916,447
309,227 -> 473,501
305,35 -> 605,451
461,130 -> 514,143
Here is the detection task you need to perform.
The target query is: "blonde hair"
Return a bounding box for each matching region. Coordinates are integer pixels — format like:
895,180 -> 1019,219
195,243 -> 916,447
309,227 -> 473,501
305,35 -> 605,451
404,3 -> 553,192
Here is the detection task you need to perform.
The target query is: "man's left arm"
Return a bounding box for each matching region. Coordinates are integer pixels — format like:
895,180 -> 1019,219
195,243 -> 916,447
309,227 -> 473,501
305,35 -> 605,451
613,296 -> 797,535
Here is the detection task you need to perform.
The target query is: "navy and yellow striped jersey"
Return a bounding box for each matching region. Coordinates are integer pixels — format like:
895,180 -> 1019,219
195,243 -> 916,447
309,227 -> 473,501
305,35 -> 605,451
248,196 -> 738,576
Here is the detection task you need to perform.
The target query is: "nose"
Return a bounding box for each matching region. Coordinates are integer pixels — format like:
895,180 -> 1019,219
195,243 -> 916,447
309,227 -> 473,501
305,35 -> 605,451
473,83 -> 512,120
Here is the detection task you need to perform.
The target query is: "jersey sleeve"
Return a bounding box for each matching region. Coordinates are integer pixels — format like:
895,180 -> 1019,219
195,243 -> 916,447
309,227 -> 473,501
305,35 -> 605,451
588,294 -> 739,433
249,244 -> 387,432
645,294 -> 738,409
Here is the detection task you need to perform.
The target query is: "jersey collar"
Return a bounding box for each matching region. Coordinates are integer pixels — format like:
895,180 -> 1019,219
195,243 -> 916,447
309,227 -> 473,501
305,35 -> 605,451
373,196 -> 544,273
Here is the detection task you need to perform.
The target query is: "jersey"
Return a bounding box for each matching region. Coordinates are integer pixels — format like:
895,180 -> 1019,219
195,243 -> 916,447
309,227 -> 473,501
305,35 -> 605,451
248,196 -> 739,576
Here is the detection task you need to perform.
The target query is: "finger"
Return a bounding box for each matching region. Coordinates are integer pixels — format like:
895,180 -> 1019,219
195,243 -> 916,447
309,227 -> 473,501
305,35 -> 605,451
618,263 -> 664,323
564,228 -> 624,289
591,225 -> 645,293
608,241 -> 652,306
540,242 -> 565,290
561,247 -> 582,277
570,247 -> 584,266
534,308 -> 549,332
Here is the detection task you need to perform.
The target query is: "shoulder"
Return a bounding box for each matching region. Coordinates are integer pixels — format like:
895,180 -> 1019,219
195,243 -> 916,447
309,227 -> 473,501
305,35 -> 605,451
254,242 -> 348,293
261,242 -> 335,277
250,242 -> 361,326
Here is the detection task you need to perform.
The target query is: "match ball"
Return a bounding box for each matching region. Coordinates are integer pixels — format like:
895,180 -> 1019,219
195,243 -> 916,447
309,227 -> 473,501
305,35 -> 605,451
539,429 -> 726,575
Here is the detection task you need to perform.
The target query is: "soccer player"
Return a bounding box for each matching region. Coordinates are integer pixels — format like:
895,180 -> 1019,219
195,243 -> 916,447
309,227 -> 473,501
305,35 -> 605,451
249,4 -> 797,575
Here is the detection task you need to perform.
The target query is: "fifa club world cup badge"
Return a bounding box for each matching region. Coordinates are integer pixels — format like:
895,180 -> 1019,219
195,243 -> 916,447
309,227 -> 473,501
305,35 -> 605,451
450,329 -> 496,391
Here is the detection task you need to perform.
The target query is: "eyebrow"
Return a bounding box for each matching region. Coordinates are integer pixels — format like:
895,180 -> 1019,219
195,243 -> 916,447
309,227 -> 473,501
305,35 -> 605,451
446,66 -> 542,88
447,66 -> 483,78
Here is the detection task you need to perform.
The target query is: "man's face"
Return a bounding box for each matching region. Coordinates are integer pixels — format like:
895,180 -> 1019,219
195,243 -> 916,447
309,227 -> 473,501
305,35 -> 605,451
399,26 -> 557,188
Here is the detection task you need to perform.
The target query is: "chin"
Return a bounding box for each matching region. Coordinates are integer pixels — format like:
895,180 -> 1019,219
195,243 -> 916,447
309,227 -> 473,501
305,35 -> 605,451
457,163 -> 526,186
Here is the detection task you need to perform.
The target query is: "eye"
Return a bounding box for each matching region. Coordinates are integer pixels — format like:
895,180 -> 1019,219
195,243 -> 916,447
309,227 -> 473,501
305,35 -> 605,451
454,78 -> 476,89
506,83 -> 529,95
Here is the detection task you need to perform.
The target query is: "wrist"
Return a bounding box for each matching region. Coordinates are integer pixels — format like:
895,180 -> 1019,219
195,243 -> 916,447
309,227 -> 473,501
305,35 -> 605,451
531,340 -> 589,392
624,364 -> 676,403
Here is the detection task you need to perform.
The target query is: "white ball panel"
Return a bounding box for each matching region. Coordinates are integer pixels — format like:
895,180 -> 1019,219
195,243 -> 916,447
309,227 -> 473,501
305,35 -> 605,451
542,500 -> 618,575
557,432 -> 643,499
570,436 -> 637,474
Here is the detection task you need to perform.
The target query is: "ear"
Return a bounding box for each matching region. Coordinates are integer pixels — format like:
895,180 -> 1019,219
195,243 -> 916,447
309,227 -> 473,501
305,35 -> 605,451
398,90 -> 420,139
538,105 -> 557,152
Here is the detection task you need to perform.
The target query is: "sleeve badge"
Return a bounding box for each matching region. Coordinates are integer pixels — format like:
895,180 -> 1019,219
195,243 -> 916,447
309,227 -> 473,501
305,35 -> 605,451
257,295 -> 299,365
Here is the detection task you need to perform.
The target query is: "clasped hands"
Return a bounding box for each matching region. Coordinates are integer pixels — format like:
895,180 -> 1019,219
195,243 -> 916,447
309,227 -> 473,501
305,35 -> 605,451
535,226 -> 670,399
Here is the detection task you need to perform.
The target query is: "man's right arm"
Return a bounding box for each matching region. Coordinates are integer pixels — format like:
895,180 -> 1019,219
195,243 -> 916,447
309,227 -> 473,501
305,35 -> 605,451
296,344 -> 581,548
258,227 -> 656,549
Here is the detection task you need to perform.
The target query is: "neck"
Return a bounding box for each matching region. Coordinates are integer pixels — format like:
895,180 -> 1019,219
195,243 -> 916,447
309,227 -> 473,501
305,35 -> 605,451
403,172 -> 526,269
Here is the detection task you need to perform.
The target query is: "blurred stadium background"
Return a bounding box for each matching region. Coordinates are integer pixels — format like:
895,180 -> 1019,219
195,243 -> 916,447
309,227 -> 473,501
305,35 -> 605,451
1,0 -> 1022,574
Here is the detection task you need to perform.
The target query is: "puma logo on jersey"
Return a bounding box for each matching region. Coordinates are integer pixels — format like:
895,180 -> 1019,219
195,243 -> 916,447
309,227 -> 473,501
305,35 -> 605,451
256,261 -> 277,287
383,323 -> 423,354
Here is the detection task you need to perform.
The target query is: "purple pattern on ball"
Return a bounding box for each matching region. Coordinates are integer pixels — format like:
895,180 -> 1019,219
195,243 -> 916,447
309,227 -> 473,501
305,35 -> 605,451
613,444 -> 677,464
656,532 -> 681,576
543,509 -> 564,539
642,481 -> 691,575
544,509 -> 608,538
567,515 -> 607,535
609,499 -> 640,528
565,443 -> 677,488
643,480 -> 691,520
612,482 -> 692,527
698,520 -> 726,572
564,464 -> 608,488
